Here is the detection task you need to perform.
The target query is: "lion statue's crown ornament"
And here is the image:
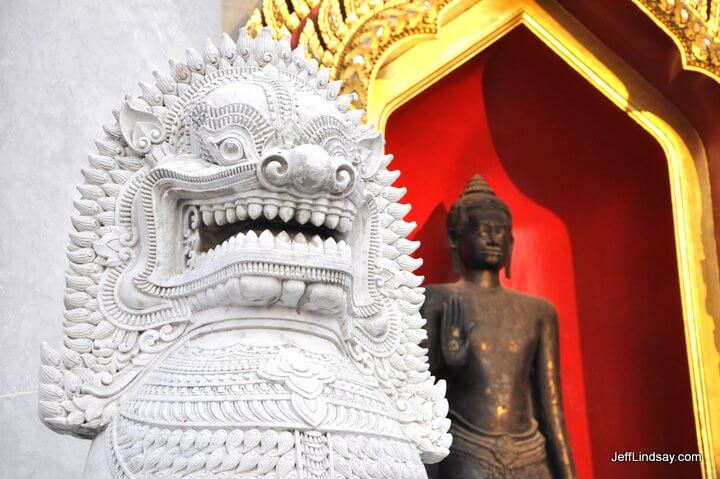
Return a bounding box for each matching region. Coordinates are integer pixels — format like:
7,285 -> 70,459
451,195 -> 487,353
38,29 -> 450,478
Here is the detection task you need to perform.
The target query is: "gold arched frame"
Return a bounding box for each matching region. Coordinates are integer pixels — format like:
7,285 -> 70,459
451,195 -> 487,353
366,0 -> 720,476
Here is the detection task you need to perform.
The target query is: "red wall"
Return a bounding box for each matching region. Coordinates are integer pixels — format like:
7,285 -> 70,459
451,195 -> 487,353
384,27 -> 699,479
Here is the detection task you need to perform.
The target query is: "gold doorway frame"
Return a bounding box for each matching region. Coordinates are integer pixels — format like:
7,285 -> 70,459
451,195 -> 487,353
245,0 -> 720,475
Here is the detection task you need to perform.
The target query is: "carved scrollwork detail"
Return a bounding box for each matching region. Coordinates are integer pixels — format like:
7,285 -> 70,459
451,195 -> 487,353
119,101 -> 165,155
137,323 -> 186,354
93,226 -> 134,267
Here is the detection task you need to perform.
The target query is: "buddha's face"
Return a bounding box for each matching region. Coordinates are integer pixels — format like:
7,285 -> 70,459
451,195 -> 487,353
456,207 -> 513,271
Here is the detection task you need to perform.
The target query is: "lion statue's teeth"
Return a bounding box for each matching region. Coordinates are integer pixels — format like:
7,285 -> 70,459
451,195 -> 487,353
40,28 -> 451,477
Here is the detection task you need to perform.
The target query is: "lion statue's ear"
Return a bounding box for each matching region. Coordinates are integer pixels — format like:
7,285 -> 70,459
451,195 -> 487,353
119,100 -> 165,155
357,132 -> 384,179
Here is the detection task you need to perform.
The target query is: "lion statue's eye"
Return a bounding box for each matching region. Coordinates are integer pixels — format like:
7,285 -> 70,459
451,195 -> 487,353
194,124 -> 257,166
218,138 -> 245,163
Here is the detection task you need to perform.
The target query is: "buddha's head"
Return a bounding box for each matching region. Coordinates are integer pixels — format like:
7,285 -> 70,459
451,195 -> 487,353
447,175 -> 513,278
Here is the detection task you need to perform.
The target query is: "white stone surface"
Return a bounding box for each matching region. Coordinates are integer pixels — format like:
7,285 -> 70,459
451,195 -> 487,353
36,27 -> 450,476
0,0 -> 220,476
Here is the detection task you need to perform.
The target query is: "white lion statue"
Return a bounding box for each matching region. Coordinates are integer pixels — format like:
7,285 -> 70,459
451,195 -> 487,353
38,28 -> 450,478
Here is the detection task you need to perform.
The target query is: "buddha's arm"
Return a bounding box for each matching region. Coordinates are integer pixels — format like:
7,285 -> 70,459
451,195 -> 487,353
534,305 -> 576,479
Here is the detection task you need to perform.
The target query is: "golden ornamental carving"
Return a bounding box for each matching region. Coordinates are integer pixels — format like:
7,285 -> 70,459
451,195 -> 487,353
246,0 -> 720,99
633,0 -> 720,82
246,0 -> 453,108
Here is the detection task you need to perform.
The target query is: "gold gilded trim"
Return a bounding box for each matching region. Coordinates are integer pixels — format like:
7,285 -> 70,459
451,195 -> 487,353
632,0 -> 720,84
243,0 -> 720,476
245,0 -> 454,106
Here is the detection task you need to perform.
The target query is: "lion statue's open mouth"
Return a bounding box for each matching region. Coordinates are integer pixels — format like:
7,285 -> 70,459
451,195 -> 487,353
39,29 -> 450,478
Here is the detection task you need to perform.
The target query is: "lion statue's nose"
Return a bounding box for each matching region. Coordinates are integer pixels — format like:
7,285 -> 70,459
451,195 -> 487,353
258,144 -> 355,197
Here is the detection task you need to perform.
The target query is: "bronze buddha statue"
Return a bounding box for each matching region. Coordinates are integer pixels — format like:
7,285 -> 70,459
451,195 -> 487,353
422,175 -> 576,479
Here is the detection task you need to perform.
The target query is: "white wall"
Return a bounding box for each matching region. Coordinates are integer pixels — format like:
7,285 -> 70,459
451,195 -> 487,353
0,1 -> 221,476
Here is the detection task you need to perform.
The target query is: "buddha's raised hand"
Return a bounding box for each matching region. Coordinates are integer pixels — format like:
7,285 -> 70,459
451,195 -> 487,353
441,295 -> 470,367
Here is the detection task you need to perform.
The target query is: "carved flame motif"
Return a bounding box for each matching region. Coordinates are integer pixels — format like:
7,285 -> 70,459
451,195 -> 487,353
39,28 -> 450,477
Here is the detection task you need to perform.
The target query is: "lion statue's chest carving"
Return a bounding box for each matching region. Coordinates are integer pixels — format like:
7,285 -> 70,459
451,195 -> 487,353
39,29 -> 450,479
105,343 -> 423,478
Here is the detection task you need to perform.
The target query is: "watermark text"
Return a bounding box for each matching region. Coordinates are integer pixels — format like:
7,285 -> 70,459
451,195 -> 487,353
611,451 -> 702,464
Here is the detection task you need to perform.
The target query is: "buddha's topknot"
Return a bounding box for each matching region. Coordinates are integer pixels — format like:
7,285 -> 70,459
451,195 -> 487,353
447,175 -> 511,240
